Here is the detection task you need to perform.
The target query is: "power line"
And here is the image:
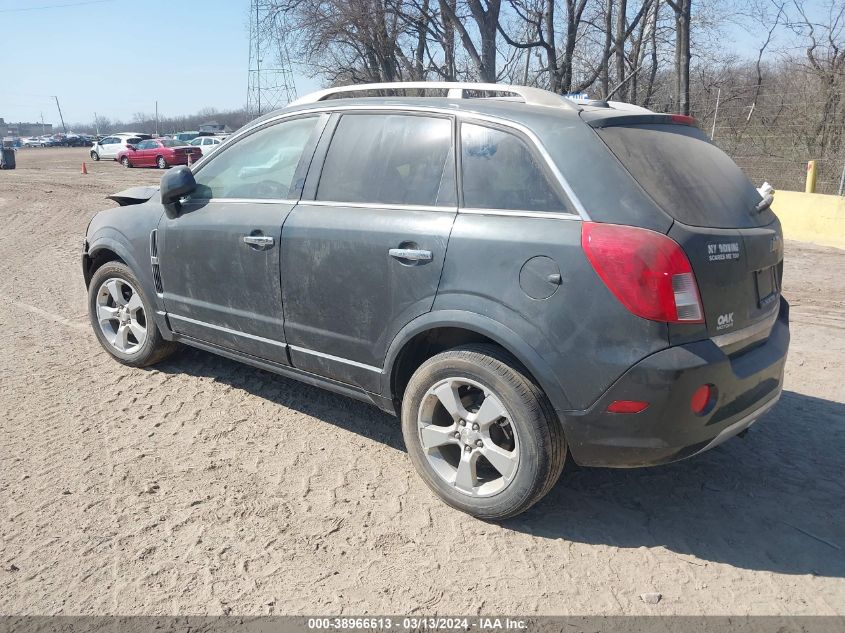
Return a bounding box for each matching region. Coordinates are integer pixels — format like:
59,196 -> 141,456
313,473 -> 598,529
0,0 -> 116,13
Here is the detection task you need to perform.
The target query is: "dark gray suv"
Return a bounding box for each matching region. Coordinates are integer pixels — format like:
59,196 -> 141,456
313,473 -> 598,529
82,82 -> 789,519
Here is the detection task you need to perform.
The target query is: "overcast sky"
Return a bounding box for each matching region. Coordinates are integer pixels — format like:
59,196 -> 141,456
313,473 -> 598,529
0,0 -> 799,129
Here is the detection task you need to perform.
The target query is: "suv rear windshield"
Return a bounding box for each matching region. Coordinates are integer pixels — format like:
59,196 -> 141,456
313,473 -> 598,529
595,123 -> 768,229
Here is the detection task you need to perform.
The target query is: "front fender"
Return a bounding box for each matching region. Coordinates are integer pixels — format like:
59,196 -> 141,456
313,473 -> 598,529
381,309 -> 573,415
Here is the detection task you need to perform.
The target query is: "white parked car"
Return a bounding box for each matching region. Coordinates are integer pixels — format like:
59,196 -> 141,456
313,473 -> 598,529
187,136 -> 224,156
22,137 -> 47,147
90,135 -> 143,161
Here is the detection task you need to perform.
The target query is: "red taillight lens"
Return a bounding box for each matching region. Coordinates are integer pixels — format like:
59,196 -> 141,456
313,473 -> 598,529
606,400 -> 649,414
581,222 -> 704,323
691,384 -> 717,415
670,114 -> 697,126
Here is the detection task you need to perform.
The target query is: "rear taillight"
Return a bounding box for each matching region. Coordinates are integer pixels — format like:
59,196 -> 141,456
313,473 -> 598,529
670,114 -> 696,126
581,222 -> 704,324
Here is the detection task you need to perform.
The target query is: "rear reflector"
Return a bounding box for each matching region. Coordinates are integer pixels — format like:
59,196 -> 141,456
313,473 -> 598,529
607,400 -> 649,414
581,222 -> 704,324
691,384 -> 717,415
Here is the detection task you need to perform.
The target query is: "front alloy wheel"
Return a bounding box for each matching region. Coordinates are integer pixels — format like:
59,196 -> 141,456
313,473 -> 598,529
95,278 -> 147,354
88,261 -> 177,367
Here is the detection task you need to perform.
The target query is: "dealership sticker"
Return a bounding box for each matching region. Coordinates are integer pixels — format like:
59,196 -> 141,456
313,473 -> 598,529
707,241 -> 741,262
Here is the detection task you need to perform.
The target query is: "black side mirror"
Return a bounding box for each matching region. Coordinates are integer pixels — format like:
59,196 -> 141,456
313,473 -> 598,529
160,165 -> 196,210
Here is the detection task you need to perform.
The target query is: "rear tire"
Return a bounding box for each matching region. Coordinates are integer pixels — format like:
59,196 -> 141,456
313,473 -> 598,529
90,151 -> 100,161
156,156 -> 168,169
88,262 -> 177,367
401,343 -> 566,520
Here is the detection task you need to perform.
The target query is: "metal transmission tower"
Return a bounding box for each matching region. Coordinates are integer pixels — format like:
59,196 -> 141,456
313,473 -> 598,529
247,1 -> 298,118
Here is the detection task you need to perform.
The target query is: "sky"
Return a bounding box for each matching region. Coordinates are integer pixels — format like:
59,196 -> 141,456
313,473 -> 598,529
0,0 -> 323,128
0,0 -> 805,130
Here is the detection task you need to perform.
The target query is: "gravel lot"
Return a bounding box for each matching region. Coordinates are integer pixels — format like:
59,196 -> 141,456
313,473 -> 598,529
1,147 -> 843,616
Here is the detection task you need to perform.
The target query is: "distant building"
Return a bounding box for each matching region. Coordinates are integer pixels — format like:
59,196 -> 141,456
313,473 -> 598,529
198,121 -> 231,134
0,118 -> 52,137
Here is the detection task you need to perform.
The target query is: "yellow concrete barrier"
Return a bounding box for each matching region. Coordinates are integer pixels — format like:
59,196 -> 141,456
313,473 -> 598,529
771,190 -> 845,250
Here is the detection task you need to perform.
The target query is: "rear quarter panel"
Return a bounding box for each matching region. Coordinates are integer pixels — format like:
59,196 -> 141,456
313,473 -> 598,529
433,213 -> 670,411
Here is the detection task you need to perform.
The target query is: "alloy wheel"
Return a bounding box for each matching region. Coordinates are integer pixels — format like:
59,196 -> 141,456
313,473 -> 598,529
417,377 -> 520,497
95,278 -> 147,355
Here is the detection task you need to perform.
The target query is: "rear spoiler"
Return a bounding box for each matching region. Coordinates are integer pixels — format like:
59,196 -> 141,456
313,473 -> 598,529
581,112 -> 698,129
107,186 -> 159,206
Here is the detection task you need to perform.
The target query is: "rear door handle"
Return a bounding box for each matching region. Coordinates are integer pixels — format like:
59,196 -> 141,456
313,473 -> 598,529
243,235 -> 275,248
389,248 -> 432,262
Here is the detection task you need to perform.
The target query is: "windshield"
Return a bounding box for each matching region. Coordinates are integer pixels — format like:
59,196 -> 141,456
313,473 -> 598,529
596,123 -> 771,229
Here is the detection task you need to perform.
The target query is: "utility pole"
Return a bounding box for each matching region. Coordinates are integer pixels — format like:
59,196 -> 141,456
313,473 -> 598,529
94,112 -> 99,136
52,96 -> 67,134
40,112 -> 45,136
155,101 -> 159,136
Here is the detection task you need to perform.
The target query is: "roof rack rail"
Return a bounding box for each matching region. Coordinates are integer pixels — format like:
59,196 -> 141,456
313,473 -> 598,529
288,81 -> 580,110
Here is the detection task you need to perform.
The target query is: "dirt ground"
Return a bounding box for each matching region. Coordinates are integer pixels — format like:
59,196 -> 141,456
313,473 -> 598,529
1,147 -> 843,616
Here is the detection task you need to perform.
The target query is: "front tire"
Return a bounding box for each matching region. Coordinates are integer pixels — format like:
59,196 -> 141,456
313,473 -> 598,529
88,262 -> 177,367
401,344 -> 566,520
121,156 -> 131,168
156,156 -> 168,169
90,151 -> 100,161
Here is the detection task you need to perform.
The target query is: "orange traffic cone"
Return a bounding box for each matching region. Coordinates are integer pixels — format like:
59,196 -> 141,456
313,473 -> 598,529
81,162 -> 88,175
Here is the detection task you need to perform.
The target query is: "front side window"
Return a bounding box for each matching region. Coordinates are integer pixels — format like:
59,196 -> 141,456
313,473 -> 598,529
460,123 -> 570,213
192,116 -> 319,200
316,114 -> 453,207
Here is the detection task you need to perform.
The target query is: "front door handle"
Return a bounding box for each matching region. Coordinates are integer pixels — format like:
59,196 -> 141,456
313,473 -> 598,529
243,235 -> 275,248
389,248 -> 432,262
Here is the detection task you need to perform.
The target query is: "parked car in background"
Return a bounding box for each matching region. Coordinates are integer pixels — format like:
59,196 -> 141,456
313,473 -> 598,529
22,137 -> 47,147
174,131 -> 199,142
188,135 -> 223,155
90,135 -> 143,161
62,134 -> 93,147
116,138 -> 202,169
82,81 -> 788,520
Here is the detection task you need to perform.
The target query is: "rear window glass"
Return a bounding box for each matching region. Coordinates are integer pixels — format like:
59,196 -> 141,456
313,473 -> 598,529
596,124 -> 768,228
460,123 -> 571,213
126,137 -> 142,144
161,140 -> 184,147
317,114 -> 454,207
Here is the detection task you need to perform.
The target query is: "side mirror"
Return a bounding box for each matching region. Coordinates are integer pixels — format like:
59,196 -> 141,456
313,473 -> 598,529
160,165 -> 196,209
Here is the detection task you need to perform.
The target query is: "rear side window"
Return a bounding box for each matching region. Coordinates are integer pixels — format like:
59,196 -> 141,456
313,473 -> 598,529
317,114 -> 454,207
127,137 -> 142,145
460,123 -> 570,213
596,124 -> 768,228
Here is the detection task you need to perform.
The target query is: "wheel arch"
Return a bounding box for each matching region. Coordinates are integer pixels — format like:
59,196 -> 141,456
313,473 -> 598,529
382,310 -> 573,416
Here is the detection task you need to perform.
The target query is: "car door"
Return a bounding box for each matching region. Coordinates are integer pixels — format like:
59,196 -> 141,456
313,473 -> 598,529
280,112 -> 457,392
157,114 -> 326,365
130,139 -> 148,165
100,137 -> 118,158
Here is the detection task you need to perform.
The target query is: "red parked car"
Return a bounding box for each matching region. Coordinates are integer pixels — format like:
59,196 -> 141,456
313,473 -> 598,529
116,139 -> 202,169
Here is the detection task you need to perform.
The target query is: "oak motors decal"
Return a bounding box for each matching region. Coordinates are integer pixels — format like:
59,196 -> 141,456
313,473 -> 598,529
717,312 -> 735,330
707,241 -> 741,262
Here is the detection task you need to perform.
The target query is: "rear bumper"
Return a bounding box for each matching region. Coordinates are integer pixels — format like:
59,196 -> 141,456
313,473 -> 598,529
563,297 -> 790,467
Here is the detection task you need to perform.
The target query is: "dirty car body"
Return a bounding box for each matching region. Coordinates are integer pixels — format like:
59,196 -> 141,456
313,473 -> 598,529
82,82 -> 789,518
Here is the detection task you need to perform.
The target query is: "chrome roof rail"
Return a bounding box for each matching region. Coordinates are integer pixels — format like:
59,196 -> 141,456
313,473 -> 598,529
288,81 -> 580,111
